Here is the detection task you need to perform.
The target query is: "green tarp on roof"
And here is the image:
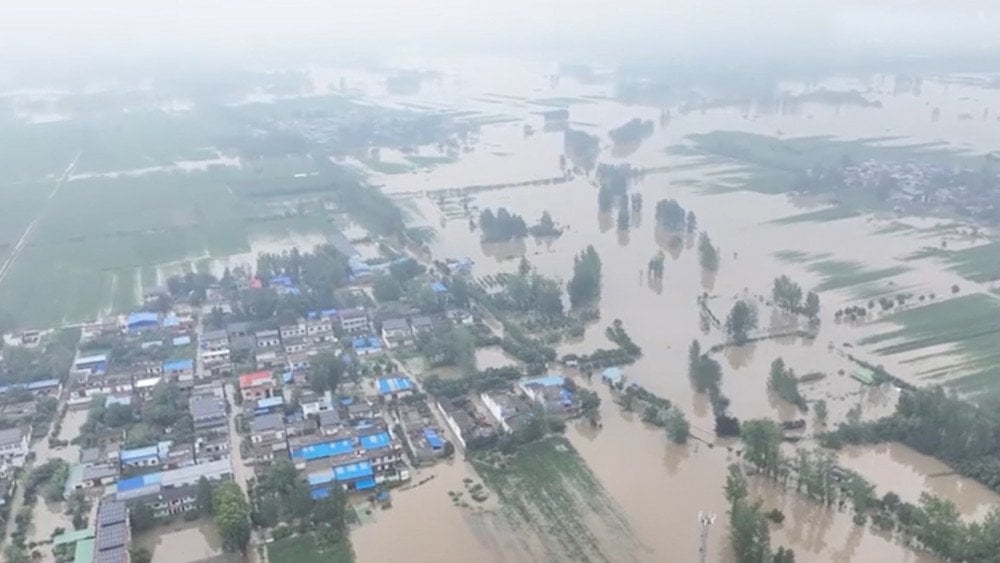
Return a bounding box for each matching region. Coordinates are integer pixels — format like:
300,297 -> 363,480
852,367 -> 875,385
52,527 -> 95,546
73,538 -> 95,563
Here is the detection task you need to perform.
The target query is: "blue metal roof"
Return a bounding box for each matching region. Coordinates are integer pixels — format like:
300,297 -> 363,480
162,359 -> 193,372
255,396 -> 284,410
127,312 -> 158,327
105,395 -> 132,408
27,379 -> 60,390
360,432 -> 391,450
291,438 -> 354,461
116,471 -> 162,492
162,315 -> 180,328
429,281 -> 448,293
269,275 -> 293,287
521,375 -> 566,388
355,477 -> 376,490
601,367 -> 624,384
172,336 -> 191,346
75,354 -> 107,366
120,445 -> 158,462
333,461 -> 373,481
377,377 -> 413,395
560,388 -> 574,406
310,487 -> 331,500
424,428 -> 444,449
352,337 -> 381,351
307,470 -> 336,486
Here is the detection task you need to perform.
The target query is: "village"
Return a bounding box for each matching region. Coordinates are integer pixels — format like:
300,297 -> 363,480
0,228 -> 599,563
801,157 -> 1000,222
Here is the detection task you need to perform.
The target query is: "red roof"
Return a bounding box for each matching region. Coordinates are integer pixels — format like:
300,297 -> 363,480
239,371 -> 272,388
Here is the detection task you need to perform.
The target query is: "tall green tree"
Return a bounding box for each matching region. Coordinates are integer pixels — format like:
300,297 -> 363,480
698,232 -> 720,271
655,199 -> 686,230
741,419 -> 784,477
726,300 -> 758,343
568,245 -> 602,308
196,477 -> 213,516
771,276 -> 803,311
308,352 -> 345,394
213,482 -> 251,554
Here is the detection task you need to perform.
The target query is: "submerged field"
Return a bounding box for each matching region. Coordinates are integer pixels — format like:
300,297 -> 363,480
0,86 -> 437,327
0,163 -> 353,326
267,533 -> 354,563
857,293 -> 1000,397
472,437 -> 638,563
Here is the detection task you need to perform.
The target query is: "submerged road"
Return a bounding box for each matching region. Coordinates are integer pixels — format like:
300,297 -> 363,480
0,151 -> 81,290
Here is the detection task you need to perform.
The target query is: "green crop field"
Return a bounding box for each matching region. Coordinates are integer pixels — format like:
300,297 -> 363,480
807,259 -> 909,293
267,533 -> 353,563
857,294 -> 1000,398
769,206 -> 861,225
901,240 -> 1000,283
0,166 -> 349,327
473,437 -> 635,563
405,154 -> 457,167
933,241 -> 1000,283
773,249 -> 833,264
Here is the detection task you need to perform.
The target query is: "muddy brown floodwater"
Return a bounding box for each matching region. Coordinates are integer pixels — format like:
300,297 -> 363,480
134,517 -> 227,563
25,407 -> 89,562
351,456 -> 540,563
839,443 -> 1000,521
343,59 -> 1000,562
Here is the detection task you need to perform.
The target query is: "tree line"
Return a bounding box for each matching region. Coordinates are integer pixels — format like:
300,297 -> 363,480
608,117 -> 655,146
743,416 -> 1000,562
619,384 -> 690,444
724,464 -> 796,563
768,358 -> 808,412
772,275 -> 820,319
688,340 -> 740,436
479,207 -> 528,243
821,386 -> 1000,493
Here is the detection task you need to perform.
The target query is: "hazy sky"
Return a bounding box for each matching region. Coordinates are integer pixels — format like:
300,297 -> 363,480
2,1 -> 1000,73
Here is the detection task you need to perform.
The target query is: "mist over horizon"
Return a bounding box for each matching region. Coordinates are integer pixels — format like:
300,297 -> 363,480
3,0 -> 1000,85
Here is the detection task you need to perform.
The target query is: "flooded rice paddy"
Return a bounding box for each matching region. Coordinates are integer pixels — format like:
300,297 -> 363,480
348,60 -> 1000,562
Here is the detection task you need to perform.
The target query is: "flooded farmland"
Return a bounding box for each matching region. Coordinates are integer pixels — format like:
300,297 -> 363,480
347,58 -> 1000,562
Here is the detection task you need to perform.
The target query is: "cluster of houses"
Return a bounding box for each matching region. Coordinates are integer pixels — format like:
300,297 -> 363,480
60,379 -> 232,520
239,372 -> 429,497
840,159 -> 1000,217
214,308 -> 345,376
438,375 -> 582,449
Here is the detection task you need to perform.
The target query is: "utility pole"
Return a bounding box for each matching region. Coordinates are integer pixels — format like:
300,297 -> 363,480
698,511 -> 716,563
